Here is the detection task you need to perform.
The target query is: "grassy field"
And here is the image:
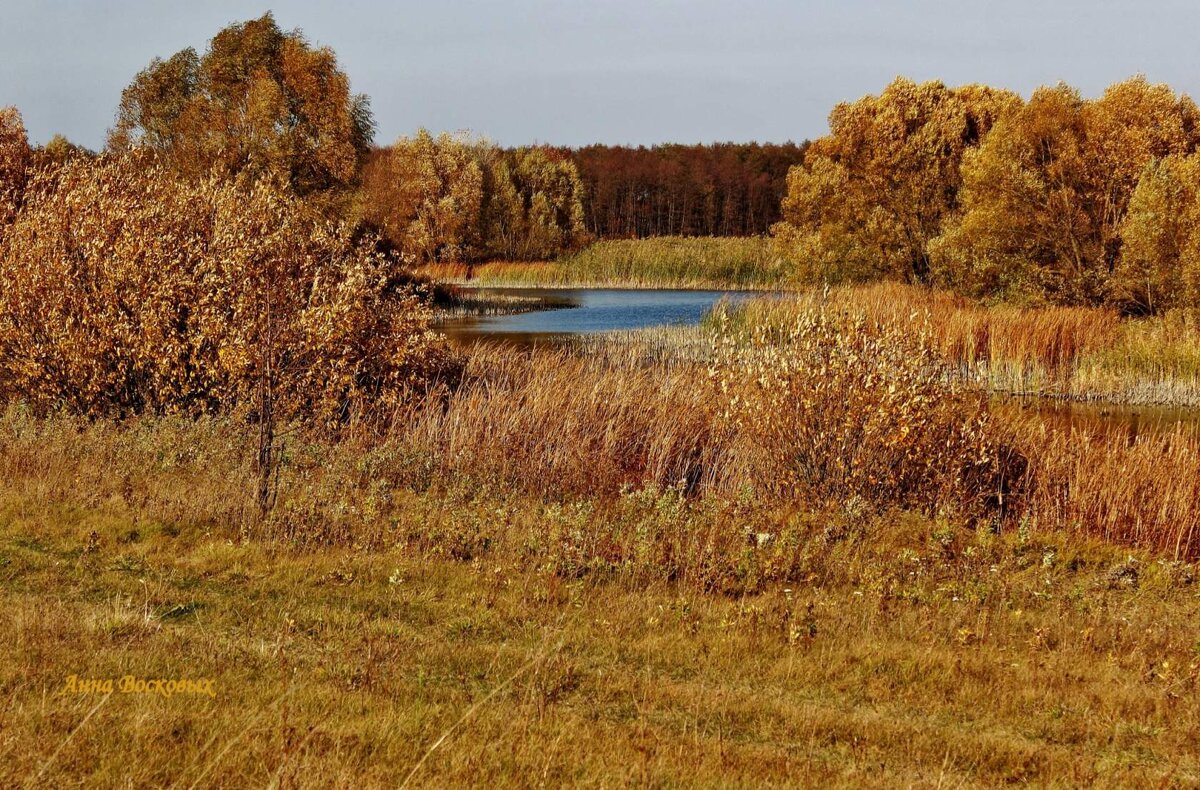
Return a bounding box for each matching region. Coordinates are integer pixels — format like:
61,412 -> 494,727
6,289 -> 1200,786
417,236 -> 792,290
4,415 -> 1200,786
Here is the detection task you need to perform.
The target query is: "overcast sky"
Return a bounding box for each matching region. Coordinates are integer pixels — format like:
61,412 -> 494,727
3,0 -> 1200,150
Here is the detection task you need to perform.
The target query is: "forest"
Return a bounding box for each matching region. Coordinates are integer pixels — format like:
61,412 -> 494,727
563,141 -> 806,238
3,11 -> 1200,787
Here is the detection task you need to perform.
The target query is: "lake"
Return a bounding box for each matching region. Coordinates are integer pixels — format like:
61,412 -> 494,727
440,287 -> 747,344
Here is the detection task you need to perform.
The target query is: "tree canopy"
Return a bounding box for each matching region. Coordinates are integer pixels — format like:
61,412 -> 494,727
108,13 -> 374,197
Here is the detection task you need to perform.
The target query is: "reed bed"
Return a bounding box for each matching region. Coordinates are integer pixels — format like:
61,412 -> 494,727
1008,416 -> 1200,559
723,283 -> 1120,370
708,283 -> 1200,405
418,237 -> 791,290
430,288 -> 563,321
397,346 -> 733,497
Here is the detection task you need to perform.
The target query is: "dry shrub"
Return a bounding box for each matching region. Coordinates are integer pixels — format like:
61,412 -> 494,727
712,306 -> 1022,517
0,154 -> 456,421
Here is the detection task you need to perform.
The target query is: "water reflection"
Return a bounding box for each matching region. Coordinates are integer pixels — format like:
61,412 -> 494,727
997,396 -> 1200,439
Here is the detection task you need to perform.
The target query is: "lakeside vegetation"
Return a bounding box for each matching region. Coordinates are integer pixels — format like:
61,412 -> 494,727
4,10 -> 1200,786
713,283 -> 1200,407
418,236 -> 792,290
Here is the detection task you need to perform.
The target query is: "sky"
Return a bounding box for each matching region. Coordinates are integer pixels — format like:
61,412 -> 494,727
3,0 -> 1200,150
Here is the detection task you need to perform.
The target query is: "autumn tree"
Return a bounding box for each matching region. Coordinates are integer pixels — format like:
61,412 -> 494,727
108,13 -> 374,197
498,147 -> 587,259
931,77 -> 1200,305
567,142 -> 805,238
0,154 -> 453,422
0,107 -> 31,226
361,135 -> 587,262
34,134 -> 94,169
773,78 -> 1020,284
1115,154 -> 1200,312
361,130 -> 486,263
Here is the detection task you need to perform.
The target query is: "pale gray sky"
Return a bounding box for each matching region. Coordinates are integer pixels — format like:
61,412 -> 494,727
3,0 -> 1199,149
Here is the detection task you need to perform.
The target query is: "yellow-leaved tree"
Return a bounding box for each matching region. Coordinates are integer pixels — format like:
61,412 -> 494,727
360,134 -> 588,263
107,13 -> 374,200
772,77 -> 1020,284
930,77 -> 1200,305
360,129 -> 486,263
0,107 -> 31,226
1115,154 -> 1200,312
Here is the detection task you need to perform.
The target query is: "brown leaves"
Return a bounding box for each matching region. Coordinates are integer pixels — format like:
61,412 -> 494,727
0,154 -> 456,424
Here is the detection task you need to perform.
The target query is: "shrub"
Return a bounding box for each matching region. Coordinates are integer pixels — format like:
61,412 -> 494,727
0,154 -> 456,422
711,305 -> 1022,517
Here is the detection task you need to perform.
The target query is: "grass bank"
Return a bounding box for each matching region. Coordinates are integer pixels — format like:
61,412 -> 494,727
418,236 -> 793,290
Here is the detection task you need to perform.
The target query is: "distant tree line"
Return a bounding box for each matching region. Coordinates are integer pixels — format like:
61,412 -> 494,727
773,76 -> 1200,312
564,142 -> 807,238
358,140 -> 807,263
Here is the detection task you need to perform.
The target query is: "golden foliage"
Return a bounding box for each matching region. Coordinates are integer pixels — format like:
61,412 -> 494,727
1116,154 -> 1200,311
107,13 -> 373,197
361,131 -> 587,263
0,154 -> 454,422
361,129 -> 486,263
930,78 -> 1200,306
773,78 -> 1020,284
0,106 -> 31,226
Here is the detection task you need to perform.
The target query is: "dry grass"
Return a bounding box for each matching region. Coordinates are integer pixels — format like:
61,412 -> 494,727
714,283 -> 1200,406
722,282 -> 1120,372
1011,417 -> 1200,559
3,434 -> 1200,786
4,306 -> 1200,785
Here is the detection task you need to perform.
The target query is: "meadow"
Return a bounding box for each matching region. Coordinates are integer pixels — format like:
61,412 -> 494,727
6,33 -> 1200,784
4,333 -> 1200,785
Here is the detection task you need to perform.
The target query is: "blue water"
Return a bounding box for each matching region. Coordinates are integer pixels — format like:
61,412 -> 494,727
442,287 -> 746,344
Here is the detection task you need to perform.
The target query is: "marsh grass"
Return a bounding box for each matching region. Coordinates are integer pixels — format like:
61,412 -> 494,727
706,283 -> 1200,406
418,236 -> 791,290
